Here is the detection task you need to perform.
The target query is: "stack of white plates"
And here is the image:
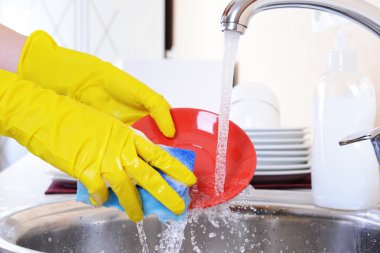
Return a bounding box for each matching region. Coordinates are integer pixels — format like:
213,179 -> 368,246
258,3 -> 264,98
245,127 -> 312,183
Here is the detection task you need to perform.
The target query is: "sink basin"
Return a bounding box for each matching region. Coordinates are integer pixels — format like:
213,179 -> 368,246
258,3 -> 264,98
1,190 -> 380,252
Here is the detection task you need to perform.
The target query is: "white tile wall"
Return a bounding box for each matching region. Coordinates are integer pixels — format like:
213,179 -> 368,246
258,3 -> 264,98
0,0 -> 165,63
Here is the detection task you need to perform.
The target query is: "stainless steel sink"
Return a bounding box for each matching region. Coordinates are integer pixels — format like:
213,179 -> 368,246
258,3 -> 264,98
1,190 -> 380,253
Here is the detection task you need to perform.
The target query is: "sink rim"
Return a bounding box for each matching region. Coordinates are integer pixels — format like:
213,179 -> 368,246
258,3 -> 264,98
1,189 -> 380,253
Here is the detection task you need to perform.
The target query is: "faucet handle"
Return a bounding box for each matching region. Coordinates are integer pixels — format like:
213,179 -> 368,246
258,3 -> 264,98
338,128 -> 378,146
339,126 -> 380,164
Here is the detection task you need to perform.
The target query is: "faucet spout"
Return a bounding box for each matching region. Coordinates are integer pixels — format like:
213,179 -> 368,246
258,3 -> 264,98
221,0 -> 380,35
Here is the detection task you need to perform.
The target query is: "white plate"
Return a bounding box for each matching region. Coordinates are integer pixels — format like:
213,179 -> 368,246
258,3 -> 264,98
254,169 -> 311,176
244,127 -> 309,132
257,150 -> 311,157
246,131 -> 308,139
257,156 -> 310,165
252,138 -> 305,145
256,162 -> 311,171
255,143 -> 312,151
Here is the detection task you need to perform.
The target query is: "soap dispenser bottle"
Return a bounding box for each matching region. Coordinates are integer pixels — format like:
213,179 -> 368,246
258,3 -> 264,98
312,28 -> 378,210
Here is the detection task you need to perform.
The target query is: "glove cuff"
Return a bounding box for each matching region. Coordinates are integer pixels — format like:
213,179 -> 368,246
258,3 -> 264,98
17,30 -> 102,97
18,30 -> 58,84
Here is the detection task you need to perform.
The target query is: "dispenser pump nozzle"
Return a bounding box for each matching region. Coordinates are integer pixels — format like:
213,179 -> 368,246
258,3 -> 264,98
329,27 -> 357,70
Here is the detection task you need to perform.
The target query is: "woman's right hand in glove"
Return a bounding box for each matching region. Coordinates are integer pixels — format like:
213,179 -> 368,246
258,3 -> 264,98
0,70 -> 196,222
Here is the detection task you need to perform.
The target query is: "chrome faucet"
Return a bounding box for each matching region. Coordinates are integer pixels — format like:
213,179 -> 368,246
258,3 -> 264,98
221,0 -> 380,35
220,0 -> 380,164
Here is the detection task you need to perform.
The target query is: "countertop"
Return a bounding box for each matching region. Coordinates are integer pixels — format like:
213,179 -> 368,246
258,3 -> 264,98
0,154 -> 73,215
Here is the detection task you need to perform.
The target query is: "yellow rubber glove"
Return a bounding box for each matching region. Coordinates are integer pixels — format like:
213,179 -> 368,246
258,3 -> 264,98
17,30 -> 174,137
0,70 -> 196,222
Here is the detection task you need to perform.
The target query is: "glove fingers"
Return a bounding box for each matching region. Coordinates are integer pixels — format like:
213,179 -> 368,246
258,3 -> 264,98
125,157 -> 186,215
77,86 -> 147,125
134,135 -> 197,186
103,167 -> 143,222
79,78 -> 175,136
145,96 -> 175,138
79,170 -> 108,206
101,70 -> 175,136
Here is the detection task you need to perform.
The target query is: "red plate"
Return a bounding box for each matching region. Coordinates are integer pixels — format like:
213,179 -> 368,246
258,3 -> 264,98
132,108 -> 256,209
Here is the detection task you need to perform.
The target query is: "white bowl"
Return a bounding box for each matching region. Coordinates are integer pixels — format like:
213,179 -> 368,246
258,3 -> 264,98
230,83 -> 280,129
230,99 -> 280,129
231,83 -> 280,112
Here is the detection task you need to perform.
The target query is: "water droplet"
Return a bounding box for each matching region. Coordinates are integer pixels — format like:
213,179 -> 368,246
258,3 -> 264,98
209,232 -> 217,238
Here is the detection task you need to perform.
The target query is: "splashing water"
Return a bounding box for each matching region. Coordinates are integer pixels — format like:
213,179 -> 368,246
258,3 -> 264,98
138,185 -> 254,252
215,31 -> 241,195
158,217 -> 188,253
137,221 -> 149,253
154,200 -> 238,252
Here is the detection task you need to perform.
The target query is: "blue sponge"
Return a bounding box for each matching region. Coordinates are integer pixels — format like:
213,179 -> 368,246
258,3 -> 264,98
76,146 -> 195,223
